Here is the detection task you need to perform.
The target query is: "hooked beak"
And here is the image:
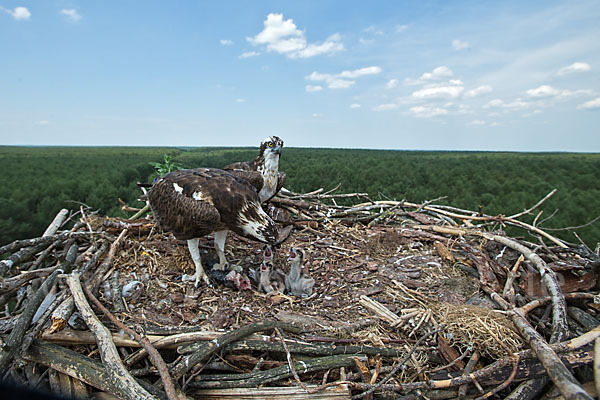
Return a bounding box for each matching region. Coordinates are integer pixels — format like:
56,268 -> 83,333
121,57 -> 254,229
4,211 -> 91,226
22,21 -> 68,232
272,145 -> 282,155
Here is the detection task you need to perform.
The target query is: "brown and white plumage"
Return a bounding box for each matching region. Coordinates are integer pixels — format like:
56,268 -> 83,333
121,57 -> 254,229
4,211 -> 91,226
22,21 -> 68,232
148,168 -> 279,286
223,136 -> 286,203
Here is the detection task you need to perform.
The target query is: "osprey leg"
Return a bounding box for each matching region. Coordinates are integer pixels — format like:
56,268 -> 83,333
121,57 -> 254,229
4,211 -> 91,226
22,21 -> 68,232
183,238 -> 211,287
213,230 -> 239,271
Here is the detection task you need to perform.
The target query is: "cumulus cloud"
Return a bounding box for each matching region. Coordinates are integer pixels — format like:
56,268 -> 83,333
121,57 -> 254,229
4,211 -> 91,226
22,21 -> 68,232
409,106 -> 448,118
404,66 -> 453,85
483,98 -> 530,109
306,66 -> 382,89
557,62 -> 591,76
525,85 -> 595,100
247,13 -> 343,59
305,85 -> 323,93
412,85 -> 464,99
2,6 -> 30,20
60,9 -> 82,22
452,39 -> 470,50
395,24 -> 408,33
239,51 -> 259,58
577,97 -> 600,110
235,98 -> 246,103
350,103 -> 361,109
220,39 -> 234,46
464,85 -> 493,98
386,79 -> 398,89
526,85 -> 561,98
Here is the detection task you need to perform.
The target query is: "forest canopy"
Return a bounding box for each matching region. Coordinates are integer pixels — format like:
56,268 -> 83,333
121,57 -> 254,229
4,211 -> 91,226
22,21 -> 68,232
0,146 -> 598,247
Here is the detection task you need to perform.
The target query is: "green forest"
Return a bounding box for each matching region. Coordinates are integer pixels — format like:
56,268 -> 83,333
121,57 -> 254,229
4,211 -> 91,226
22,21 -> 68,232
1,146 -> 599,248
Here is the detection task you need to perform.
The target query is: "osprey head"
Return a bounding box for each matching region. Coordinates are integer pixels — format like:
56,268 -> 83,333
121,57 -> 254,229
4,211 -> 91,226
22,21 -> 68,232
288,247 -> 304,263
260,136 -> 284,157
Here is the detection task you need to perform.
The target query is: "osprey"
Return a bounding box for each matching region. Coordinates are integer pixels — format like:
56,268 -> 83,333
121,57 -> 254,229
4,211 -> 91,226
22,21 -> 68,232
148,168 -> 279,287
223,136 -> 286,203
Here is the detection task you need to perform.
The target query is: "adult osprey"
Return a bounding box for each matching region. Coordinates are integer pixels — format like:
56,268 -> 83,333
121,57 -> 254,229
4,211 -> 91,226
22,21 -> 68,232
223,136 -> 286,203
148,168 -> 279,287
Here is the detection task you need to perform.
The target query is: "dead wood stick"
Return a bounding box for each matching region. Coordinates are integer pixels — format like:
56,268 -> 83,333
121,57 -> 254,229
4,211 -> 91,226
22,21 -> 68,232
349,347 -> 592,394
67,273 -> 158,400
519,292 -> 596,315
476,355 -> 520,400
43,209 -> 70,237
457,351 -> 479,399
82,284 -> 179,400
23,340 -> 167,400
0,231 -> 99,256
171,320 -> 302,380
189,354 -> 361,389
491,293 -> 591,400
181,338 -> 410,358
0,242 -> 53,277
0,265 -> 59,294
129,203 -> 151,220
0,268 -> 62,373
508,189 -> 557,219
48,235 -> 119,334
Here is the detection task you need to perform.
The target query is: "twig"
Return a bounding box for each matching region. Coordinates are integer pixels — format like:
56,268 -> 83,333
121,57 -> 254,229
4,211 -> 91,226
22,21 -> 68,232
475,355 -> 519,400
82,284 -> 179,400
508,189 -> 557,219
352,325 -> 444,399
67,273 -> 158,400
171,321 -> 302,380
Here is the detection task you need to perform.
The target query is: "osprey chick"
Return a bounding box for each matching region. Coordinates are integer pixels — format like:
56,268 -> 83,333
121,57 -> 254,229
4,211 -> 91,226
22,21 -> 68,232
223,136 -> 286,203
285,248 -> 315,298
148,168 -> 279,287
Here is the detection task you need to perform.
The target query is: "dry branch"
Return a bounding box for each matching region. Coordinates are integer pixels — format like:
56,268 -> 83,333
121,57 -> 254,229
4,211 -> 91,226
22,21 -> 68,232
67,273 -> 158,400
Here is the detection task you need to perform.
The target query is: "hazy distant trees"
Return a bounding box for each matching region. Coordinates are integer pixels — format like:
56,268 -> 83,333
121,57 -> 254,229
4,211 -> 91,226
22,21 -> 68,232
0,146 -> 598,247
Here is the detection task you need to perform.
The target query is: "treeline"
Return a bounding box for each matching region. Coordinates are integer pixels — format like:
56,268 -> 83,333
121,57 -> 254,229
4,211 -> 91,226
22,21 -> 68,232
1,146 -> 598,247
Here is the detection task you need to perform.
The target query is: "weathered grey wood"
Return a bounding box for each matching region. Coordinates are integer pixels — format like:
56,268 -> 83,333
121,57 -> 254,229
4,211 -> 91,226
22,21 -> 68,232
0,268 -> 62,372
22,340 -> 167,400
171,321 -> 302,380
43,209 -> 70,237
191,384 -> 351,399
189,354 -> 364,389
67,273 -> 158,400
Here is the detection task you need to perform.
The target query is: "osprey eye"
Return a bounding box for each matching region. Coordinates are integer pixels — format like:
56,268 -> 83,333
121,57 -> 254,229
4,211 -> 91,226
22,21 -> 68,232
268,143 -> 274,147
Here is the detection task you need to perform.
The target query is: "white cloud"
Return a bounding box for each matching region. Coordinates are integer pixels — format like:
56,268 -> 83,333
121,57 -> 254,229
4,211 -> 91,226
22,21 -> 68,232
2,6 -> 30,20
557,62 -> 591,76
373,103 -> 400,111
469,120 -> 486,125
350,103 -> 361,109
235,98 -> 246,103
577,97 -> 600,110
220,39 -> 234,46
305,85 -> 323,93
395,25 -> 408,33
484,98 -> 531,110
239,51 -> 259,58
404,66 -> 453,85
35,120 -> 50,125
464,85 -> 493,98
312,113 -> 324,118
386,79 -> 398,89
526,85 -> 561,98
409,106 -> 448,118
412,85 -> 464,99
247,13 -> 343,59
306,66 -> 382,89
525,85 -> 595,101
452,39 -> 470,50
60,9 -> 82,22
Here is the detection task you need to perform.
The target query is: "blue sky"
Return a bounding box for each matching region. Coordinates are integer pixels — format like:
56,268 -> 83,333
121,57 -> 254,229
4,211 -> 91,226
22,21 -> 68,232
1,1 -> 599,151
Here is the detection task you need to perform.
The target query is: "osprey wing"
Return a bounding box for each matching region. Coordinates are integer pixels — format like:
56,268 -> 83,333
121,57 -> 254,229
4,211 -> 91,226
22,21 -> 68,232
148,169 -> 221,240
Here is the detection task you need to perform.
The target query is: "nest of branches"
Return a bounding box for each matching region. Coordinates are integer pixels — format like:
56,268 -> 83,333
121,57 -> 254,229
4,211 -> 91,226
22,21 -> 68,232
0,186 -> 599,400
